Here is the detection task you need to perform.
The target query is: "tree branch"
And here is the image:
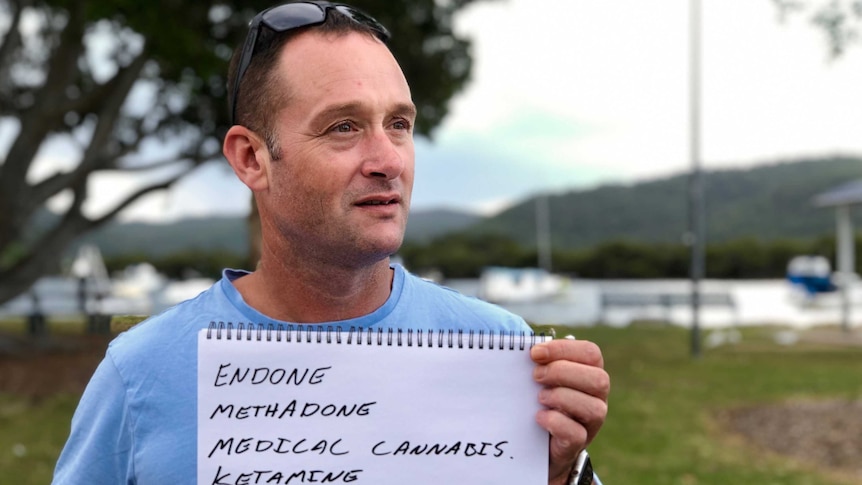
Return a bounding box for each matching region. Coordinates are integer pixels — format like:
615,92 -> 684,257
0,0 -> 27,83
0,3 -> 88,251
0,156 -> 206,305
90,169 -> 192,226
74,50 -> 150,177
0,193 -> 91,306
27,153 -> 196,212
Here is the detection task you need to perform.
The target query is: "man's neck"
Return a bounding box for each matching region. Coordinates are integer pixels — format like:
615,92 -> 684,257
231,251 -> 394,324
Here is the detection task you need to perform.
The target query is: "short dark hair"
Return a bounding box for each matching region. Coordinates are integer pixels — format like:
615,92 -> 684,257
226,7 -> 386,158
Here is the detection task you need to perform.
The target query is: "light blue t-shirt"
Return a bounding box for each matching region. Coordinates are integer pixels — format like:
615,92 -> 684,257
52,264 -> 532,484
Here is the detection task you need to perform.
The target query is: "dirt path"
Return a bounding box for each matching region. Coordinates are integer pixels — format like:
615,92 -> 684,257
720,399 -> 862,480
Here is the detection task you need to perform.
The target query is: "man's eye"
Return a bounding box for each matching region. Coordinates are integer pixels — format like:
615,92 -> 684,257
331,122 -> 353,133
392,119 -> 412,131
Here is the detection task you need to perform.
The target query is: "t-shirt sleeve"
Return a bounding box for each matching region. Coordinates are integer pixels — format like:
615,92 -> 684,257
52,354 -> 134,485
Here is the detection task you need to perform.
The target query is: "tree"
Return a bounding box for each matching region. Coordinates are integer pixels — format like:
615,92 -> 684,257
772,0 -> 862,56
0,0 -> 491,306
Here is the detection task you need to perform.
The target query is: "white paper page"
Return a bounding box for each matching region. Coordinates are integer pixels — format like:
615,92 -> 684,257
197,327 -> 549,485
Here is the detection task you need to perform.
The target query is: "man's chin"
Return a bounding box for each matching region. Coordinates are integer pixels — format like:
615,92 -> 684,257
375,236 -> 405,258
373,234 -> 406,260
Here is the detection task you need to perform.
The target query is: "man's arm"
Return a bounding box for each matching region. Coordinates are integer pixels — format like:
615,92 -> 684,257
530,339 -> 610,485
52,355 -> 134,484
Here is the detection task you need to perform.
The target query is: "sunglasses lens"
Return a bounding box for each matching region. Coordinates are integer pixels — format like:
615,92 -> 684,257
335,5 -> 390,40
262,3 -> 326,31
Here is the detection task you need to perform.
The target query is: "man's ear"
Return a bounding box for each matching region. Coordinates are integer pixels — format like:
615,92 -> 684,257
223,125 -> 271,192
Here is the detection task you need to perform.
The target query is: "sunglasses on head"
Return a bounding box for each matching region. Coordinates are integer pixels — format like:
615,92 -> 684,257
230,1 -> 391,126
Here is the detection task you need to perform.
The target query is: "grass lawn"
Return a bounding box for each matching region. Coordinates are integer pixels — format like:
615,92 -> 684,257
552,324 -> 862,485
0,394 -> 81,484
1,322 -> 860,484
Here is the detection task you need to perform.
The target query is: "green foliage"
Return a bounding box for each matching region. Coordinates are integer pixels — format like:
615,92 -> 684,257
99,212 -> 848,282
0,242 -> 27,269
156,250 -> 248,279
561,240 -> 690,279
707,238 -> 805,279
33,0 -> 483,134
774,0 -> 862,56
401,232 -> 847,279
400,232 -> 534,278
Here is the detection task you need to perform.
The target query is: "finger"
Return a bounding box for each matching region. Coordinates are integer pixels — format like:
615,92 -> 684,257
530,339 -> 604,367
538,386 -> 607,442
534,361 -> 611,400
536,408 -> 588,480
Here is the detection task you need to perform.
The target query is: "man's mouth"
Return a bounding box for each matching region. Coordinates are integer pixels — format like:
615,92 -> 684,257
359,199 -> 398,206
356,195 -> 400,206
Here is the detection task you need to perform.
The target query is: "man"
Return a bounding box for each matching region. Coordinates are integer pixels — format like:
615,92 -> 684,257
52,2 -> 609,484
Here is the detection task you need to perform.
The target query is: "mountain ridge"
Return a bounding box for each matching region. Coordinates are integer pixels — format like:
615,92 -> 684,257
471,155 -> 862,248
75,155 -> 862,256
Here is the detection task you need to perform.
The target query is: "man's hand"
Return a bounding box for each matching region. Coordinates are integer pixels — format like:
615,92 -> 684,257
531,338 -> 609,485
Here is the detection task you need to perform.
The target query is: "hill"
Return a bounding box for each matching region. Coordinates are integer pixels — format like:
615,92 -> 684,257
71,155 -> 862,258
404,208 -> 482,242
471,156 -> 862,248
74,208 -> 481,258
75,216 -> 249,257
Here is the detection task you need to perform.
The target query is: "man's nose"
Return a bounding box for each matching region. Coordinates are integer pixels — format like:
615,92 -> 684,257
360,129 -> 406,180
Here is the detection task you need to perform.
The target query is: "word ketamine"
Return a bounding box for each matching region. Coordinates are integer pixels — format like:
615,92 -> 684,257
210,465 -> 361,485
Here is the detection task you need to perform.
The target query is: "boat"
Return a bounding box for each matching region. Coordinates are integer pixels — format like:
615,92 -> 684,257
786,255 -> 837,296
477,266 -> 566,303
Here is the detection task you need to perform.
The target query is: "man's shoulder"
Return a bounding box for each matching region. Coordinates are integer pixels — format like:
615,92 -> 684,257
107,279 -> 224,360
400,271 -> 528,331
405,274 -> 487,305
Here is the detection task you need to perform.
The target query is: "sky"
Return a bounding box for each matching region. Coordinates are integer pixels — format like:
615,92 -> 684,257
20,0 -> 862,222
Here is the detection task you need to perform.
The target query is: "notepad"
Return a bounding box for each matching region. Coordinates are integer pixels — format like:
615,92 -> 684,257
197,324 -> 549,485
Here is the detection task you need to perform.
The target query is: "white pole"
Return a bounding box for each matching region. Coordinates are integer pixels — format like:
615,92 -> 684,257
836,205 -> 854,331
688,0 -> 704,357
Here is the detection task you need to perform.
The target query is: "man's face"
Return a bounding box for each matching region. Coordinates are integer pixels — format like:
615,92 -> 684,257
262,31 -> 416,268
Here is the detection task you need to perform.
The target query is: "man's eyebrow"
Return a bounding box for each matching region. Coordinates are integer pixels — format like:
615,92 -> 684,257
310,103 -> 362,125
309,102 -> 417,127
392,102 -> 417,120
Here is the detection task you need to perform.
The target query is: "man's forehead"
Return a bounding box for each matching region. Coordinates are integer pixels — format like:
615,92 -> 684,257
279,29 -> 390,65
275,30 -> 410,105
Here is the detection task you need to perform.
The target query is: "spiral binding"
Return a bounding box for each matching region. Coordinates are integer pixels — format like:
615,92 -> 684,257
205,322 -> 546,350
